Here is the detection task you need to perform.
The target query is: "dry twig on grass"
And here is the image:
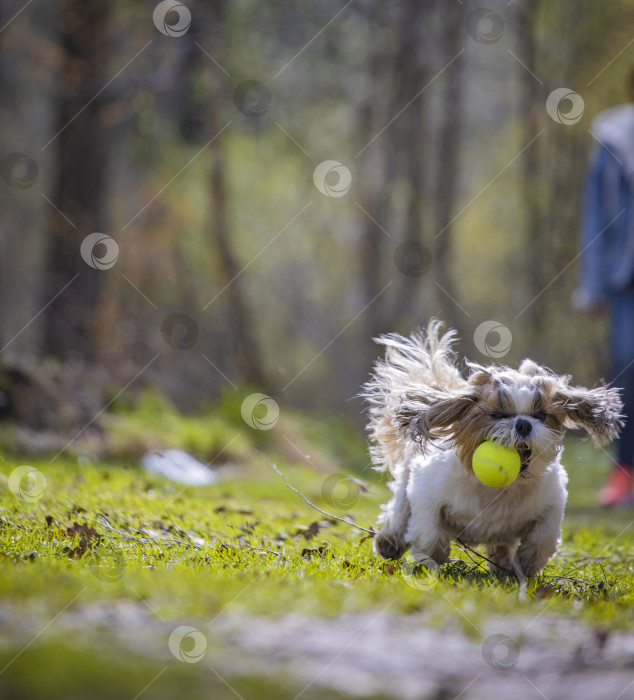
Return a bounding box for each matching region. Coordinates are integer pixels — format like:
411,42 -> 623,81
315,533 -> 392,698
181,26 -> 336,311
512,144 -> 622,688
256,449 -> 376,535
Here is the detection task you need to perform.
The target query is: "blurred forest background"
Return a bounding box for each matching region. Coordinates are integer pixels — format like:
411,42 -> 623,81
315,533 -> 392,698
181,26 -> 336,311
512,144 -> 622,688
0,0 -> 633,461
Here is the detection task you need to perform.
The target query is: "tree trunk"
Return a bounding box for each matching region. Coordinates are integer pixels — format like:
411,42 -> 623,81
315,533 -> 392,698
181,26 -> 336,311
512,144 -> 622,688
516,0 -> 543,354
41,0 -> 111,362
204,2 -> 269,391
432,0 -> 466,338
357,82 -> 390,339
388,0 -> 431,328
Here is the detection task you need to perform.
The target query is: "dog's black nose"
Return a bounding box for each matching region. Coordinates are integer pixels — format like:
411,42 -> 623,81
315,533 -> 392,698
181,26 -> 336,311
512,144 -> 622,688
515,418 -> 532,437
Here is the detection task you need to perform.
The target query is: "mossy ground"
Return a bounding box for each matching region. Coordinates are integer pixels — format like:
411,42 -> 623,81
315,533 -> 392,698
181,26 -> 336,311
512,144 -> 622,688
0,405 -> 633,699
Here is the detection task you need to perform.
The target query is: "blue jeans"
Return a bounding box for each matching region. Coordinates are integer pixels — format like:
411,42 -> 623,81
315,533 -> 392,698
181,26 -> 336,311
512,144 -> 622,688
610,284 -> 634,466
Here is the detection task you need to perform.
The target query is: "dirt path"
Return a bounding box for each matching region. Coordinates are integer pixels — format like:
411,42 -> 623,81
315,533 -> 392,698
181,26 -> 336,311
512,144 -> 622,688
3,601 -> 634,699
220,612 -> 634,699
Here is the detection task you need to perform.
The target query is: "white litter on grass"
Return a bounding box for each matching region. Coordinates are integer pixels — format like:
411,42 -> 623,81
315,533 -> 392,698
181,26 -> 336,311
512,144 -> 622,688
140,449 -> 217,486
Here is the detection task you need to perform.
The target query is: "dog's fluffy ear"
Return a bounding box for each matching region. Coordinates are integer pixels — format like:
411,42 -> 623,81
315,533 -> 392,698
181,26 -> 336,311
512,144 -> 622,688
553,384 -> 624,446
396,391 -> 478,444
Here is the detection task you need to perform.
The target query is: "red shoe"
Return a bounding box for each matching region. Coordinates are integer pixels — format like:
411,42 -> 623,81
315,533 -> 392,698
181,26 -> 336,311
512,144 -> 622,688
597,466 -> 634,507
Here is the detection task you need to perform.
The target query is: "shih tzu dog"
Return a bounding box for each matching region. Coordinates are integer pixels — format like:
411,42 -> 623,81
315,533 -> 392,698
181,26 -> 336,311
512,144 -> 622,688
364,321 -> 623,577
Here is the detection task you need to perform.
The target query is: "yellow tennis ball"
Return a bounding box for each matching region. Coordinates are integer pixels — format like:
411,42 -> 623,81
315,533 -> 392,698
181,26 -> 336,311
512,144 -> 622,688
472,441 -> 520,487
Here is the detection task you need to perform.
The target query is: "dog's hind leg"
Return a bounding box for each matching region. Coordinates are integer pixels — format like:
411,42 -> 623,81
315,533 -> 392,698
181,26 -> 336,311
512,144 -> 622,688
373,463 -> 411,560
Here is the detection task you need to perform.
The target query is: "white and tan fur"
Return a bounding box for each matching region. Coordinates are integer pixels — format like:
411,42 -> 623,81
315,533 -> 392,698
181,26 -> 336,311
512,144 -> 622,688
364,321 -> 623,576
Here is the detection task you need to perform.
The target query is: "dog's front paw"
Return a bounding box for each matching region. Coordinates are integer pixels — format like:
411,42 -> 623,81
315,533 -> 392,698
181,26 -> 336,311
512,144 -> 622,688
517,540 -> 558,577
374,531 -> 408,560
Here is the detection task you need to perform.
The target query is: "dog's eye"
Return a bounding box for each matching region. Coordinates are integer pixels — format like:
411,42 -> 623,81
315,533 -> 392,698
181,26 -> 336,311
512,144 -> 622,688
534,410 -> 547,421
490,412 -> 509,420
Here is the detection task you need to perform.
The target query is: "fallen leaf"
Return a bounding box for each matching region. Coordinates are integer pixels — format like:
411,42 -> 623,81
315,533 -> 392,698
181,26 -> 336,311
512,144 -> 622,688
64,522 -> 101,558
65,522 -> 100,540
295,521 -> 321,540
342,560 -> 366,575
381,562 -> 397,575
302,546 -> 328,559
534,584 -> 555,599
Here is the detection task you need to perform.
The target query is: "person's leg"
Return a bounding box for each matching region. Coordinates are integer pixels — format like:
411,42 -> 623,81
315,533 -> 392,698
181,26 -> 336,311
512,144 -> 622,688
598,286 -> 634,505
615,362 -> 634,465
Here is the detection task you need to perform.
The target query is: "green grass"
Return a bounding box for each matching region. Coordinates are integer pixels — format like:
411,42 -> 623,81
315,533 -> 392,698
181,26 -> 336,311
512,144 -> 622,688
0,419 -> 633,698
